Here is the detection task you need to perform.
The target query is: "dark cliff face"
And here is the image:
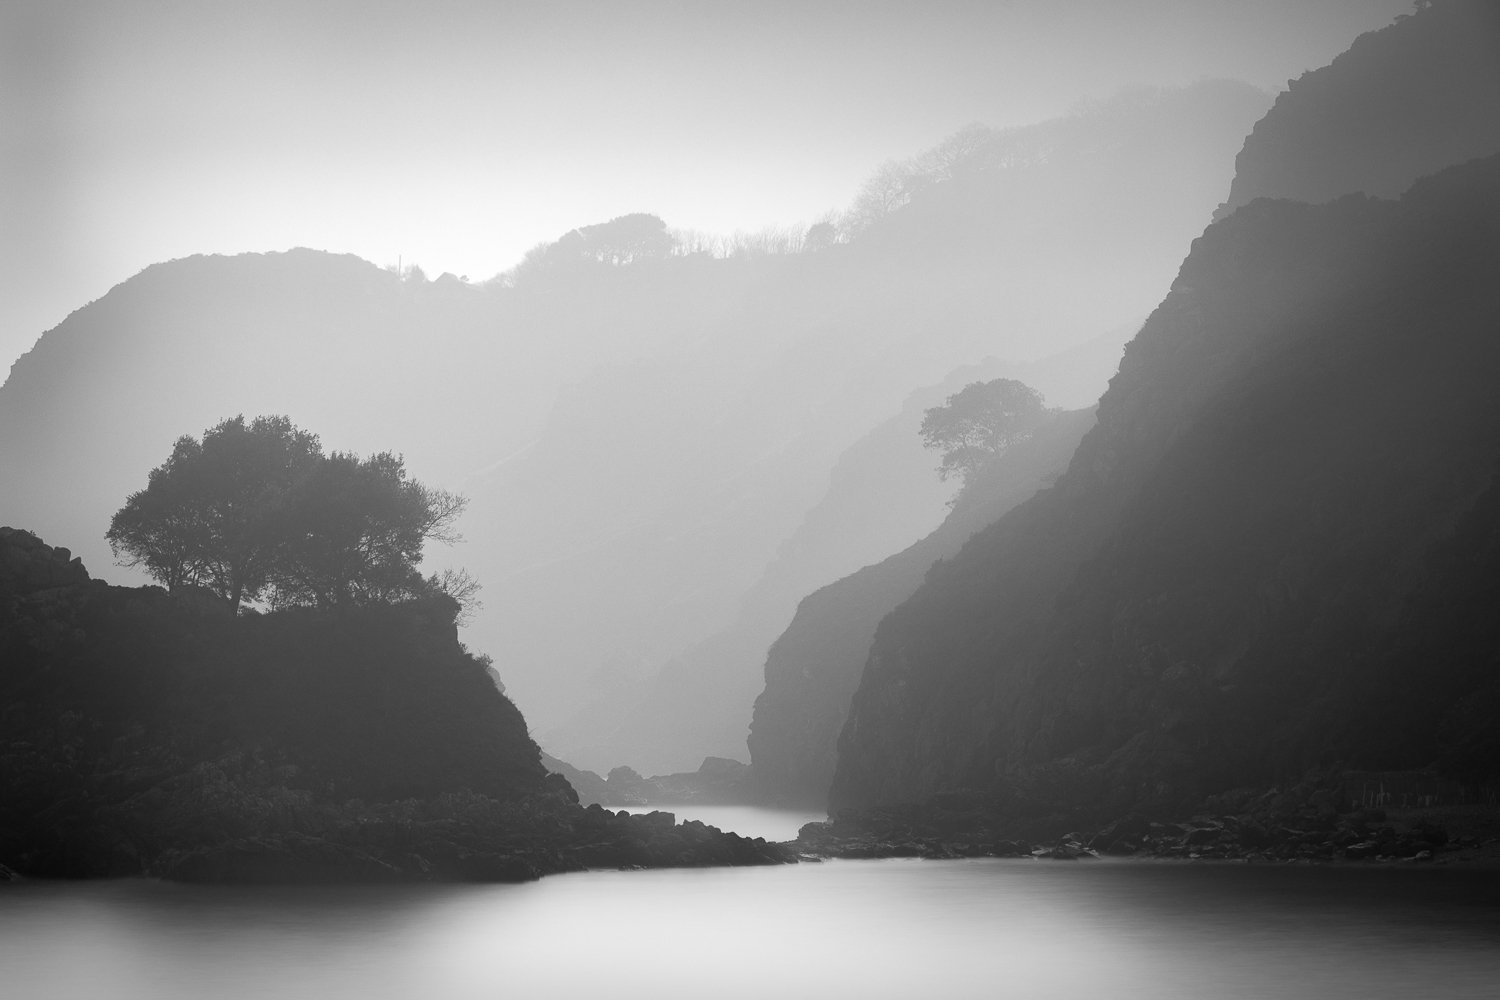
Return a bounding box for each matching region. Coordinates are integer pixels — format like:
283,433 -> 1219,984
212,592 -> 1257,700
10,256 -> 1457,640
0,528 -> 792,880
830,153 -> 1500,816
1216,0 -> 1500,219
0,526 -> 549,876
747,409 -> 1096,807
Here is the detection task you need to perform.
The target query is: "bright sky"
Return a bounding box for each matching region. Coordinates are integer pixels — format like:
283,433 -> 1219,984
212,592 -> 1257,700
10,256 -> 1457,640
0,0 -> 1408,375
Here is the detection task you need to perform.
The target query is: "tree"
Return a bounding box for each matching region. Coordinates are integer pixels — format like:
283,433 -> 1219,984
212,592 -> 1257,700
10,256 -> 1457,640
108,415 -> 322,612
105,435 -> 208,593
575,213 -> 676,265
266,451 -> 466,610
920,378 -> 1049,485
109,417 -> 467,616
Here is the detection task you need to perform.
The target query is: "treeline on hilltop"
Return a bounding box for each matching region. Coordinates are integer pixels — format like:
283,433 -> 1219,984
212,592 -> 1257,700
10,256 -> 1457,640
474,81 -> 1270,291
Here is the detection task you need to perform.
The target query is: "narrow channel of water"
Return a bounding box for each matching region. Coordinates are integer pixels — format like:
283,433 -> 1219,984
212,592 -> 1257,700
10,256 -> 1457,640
5,855 -> 1499,999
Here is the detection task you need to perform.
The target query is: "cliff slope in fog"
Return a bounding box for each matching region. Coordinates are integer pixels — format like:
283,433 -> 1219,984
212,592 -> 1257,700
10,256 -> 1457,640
748,407 -> 1097,807
1216,0 -> 1500,218
542,339 -> 1125,776
0,528 -> 788,881
0,81 -> 1269,742
495,81 -> 1267,759
831,152 -> 1500,816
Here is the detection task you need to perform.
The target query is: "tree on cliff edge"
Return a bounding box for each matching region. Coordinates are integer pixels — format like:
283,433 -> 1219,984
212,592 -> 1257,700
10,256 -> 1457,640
920,378 -> 1049,488
108,416 -> 468,615
108,416 -> 321,611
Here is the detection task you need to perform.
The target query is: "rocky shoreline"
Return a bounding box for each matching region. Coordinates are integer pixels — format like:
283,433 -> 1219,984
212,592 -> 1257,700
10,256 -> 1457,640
793,768 -> 1500,867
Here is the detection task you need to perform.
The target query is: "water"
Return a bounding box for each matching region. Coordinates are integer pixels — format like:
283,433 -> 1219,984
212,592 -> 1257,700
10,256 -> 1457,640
619,803 -> 825,841
6,854 -> 1499,1000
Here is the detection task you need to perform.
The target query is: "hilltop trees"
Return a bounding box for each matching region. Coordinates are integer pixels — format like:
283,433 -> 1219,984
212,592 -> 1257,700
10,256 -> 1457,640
107,416 -> 468,614
920,378 -> 1050,487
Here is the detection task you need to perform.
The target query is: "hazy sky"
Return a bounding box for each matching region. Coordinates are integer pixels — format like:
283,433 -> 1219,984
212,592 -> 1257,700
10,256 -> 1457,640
1,0 -> 1408,375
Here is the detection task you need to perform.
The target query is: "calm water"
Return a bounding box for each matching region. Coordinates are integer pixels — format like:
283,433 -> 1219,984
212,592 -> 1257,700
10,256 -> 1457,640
5,854 -> 1499,1000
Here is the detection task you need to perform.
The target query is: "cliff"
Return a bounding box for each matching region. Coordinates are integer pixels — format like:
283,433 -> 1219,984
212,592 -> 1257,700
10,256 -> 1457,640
747,408 -> 1097,807
1216,0 -> 1500,218
831,152 -> 1500,819
0,81 -> 1269,745
0,528 -> 789,881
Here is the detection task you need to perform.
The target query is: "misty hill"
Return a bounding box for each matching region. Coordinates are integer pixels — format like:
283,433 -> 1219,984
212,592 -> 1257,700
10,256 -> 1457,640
1216,0 -> 1500,218
0,527 -> 788,881
0,81 -> 1269,743
465,80 -> 1269,738
540,339 -> 1128,776
748,407 -> 1097,807
830,153 -> 1500,823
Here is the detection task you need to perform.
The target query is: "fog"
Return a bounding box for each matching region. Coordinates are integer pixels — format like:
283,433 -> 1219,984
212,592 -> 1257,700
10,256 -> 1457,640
2,0 -> 1406,373
0,1 -> 1415,778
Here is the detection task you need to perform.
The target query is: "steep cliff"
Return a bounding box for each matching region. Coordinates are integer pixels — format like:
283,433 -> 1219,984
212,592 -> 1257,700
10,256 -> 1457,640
747,408 -> 1097,807
831,153 -> 1500,818
0,528 -> 789,880
1216,0 -> 1500,218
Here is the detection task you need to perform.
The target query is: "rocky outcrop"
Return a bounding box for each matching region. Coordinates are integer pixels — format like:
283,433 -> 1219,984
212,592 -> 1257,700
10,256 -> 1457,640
747,408 -> 1096,807
830,152 -> 1500,818
0,528 -> 791,881
800,765 -> 1494,865
1216,0 -> 1500,218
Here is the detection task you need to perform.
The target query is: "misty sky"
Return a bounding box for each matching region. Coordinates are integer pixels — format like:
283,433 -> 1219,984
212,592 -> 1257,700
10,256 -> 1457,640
1,0 -> 1409,375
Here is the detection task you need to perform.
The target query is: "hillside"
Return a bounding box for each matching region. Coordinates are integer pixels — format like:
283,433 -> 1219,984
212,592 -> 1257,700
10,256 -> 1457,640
0,528 -> 789,881
1216,0 -> 1500,217
748,407 -> 1097,807
540,340 -> 1127,776
0,81 -> 1269,740
830,154 -> 1500,823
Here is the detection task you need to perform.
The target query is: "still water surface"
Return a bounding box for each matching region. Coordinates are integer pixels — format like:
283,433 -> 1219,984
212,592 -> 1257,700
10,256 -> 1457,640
5,838 -> 1499,999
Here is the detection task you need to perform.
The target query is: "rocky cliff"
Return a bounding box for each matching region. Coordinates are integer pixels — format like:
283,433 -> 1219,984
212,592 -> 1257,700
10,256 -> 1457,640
830,152 -> 1500,820
0,528 -> 789,881
747,408 -> 1097,807
1216,0 -> 1500,218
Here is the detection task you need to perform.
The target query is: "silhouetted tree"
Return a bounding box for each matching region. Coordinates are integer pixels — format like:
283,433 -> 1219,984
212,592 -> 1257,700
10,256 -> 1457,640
110,418 -> 468,615
575,213 -> 676,265
108,415 -> 322,612
920,378 -> 1049,484
267,451 -> 466,610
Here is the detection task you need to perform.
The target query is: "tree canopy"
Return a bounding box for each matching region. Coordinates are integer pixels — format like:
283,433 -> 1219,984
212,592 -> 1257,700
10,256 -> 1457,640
919,378 -> 1049,485
107,416 -> 469,615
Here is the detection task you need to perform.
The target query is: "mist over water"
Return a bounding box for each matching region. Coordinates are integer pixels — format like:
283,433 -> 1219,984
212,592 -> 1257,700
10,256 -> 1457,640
6,860 -> 1499,1000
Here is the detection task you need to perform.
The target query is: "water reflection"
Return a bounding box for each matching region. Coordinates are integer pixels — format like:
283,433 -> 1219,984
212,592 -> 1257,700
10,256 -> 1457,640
5,859 -> 1499,1000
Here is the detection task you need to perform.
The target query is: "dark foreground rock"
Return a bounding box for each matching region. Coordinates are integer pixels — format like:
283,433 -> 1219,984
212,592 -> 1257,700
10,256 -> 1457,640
0,527 -> 791,883
797,766 -> 1500,866
149,798 -> 791,884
